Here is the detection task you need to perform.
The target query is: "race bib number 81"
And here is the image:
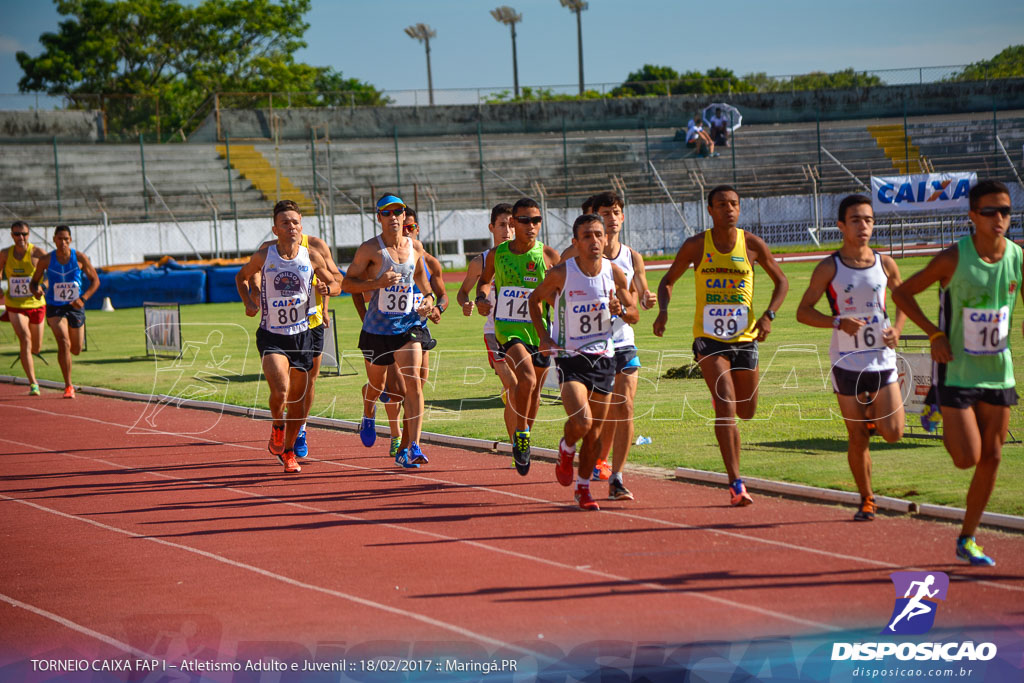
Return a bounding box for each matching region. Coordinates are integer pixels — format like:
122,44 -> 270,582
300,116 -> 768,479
567,299 -> 611,341
497,287 -> 532,323
963,306 -> 1009,355
703,305 -> 748,339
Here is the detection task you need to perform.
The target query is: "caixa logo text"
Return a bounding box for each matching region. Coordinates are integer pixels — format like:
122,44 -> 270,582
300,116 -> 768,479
876,178 -> 971,205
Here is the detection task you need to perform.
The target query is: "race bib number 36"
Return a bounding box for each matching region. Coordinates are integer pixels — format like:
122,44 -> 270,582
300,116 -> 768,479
378,283 -> 415,316
9,276 -> 31,298
497,287 -> 532,323
963,306 -> 1009,355
53,281 -> 80,303
703,305 -> 748,339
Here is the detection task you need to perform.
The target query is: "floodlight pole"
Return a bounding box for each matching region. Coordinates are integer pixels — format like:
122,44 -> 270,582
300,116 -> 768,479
560,0 -> 588,95
405,23 -> 437,106
491,7 -> 523,99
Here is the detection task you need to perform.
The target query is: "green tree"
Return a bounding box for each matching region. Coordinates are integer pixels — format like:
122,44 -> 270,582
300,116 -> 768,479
951,45 -> 1024,80
17,0 -> 388,140
613,64 -> 681,97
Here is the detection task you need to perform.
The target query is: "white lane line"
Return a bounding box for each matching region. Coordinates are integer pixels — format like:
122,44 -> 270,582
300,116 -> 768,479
0,592 -> 160,660
0,436 -> 841,633
0,490 -> 551,661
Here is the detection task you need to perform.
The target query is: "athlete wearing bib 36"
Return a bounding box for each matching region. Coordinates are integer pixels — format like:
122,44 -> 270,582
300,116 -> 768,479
531,214 -> 637,510
894,180 -> 1022,567
654,185 -> 789,506
797,195 -> 906,521
343,194 -> 435,469
1,221 -> 48,395
236,200 -> 336,474
476,197 -> 561,475
28,225 -> 100,398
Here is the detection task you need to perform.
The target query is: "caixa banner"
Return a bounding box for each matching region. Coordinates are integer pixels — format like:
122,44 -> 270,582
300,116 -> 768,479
871,172 -> 976,215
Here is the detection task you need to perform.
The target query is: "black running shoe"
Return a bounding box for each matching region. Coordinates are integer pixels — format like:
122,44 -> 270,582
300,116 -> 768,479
512,430 -> 531,475
608,479 -> 635,501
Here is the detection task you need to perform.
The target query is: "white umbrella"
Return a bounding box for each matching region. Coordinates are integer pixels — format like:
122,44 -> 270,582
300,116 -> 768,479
702,103 -> 742,132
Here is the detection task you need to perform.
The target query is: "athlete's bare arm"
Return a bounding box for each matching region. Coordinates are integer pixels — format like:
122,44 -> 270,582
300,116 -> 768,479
28,253 -> 51,298
880,254 -> 906,347
475,249 -> 497,316
342,240 -> 400,294
423,251 -> 447,322
892,246 -> 960,363
308,249 -> 335,292
653,234 -> 702,337
530,263 -> 567,356
559,244 -> 578,264
308,235 -> 343,297
542,244 -> 561,270
745,232 -> 789,341
457,253 -> 484,315
631,248 -> 657,310
411,252 -> 435,318
235,247 -> 269,317
610,263 -> 638,324
795,258 -> 843,328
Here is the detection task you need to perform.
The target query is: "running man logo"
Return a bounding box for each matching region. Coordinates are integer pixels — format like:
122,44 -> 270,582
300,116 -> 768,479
883,571 -> 949,635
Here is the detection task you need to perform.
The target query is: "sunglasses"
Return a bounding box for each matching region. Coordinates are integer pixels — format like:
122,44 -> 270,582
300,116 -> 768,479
515,215 -> 543,225
378,207 -> 405,217
403,223 -> 419,230
977,206 -> 1011,218
11,232 -> 29,237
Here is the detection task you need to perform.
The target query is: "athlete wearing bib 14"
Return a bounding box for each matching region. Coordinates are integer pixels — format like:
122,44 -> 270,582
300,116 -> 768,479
894,179 -> 1022,567
1,221 -> 48,395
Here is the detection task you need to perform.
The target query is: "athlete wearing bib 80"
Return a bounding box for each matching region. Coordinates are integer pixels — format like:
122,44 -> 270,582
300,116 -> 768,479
894,180 -> 1022,567
797,195 -> 906,522
476,197 -> 561,475
654,185 -> 789,506
530,214 -> 637,510
235,200 -> 336,474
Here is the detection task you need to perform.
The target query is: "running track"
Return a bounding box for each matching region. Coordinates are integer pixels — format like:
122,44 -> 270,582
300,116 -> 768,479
2,383 -> 1023,680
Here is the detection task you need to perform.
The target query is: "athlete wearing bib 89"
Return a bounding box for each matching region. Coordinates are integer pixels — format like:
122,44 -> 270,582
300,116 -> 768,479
691,228 -> 759,369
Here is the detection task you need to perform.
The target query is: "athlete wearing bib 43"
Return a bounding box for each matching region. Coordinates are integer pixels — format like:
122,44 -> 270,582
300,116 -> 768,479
236,200 -> 336,474
1,221 -> 48,395
531,214 -> 637,510
894,180 -> 1023,567
797,195 -> 906,522
29,225 -> 100,398
654,185 -> 789,507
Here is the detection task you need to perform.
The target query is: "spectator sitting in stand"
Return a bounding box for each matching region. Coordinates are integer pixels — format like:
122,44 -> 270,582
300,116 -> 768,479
686,115 -> 718,158
709,107 -> 730,147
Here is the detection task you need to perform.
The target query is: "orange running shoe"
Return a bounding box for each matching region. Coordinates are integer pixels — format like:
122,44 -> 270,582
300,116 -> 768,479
575,484 -> 600,511
729,479 -> 753,506
63,386 -> 76,399
282,450 -> 301,473
555,438 -> 575,487
592,458 -> 611,481
854,495 -> 877,522
268,424 -> 285,458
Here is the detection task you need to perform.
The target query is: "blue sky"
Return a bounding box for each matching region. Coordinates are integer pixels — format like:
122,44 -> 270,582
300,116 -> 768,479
2,0 -> 1023,106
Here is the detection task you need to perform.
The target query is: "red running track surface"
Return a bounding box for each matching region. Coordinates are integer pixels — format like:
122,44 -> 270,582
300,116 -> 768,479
1,383 -> 1023,678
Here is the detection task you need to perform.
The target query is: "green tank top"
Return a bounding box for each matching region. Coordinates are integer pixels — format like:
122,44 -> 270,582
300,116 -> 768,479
493,240 -> 547,345
939,234 -> 1021,389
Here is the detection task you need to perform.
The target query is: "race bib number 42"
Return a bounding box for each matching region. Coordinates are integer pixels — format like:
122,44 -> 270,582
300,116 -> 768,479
496,287 -> 532,323
9,276 -> 31,298
377,283 -> 415,316
53,281 -> 80,303
703,305 -> 748,339
963,306 -> 1009,355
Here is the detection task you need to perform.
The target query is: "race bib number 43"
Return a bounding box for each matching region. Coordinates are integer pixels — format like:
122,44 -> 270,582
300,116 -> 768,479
9,276 -> 31,298
497,287 -> 532,322
963,306 -> 1009,355
378,283 -> 415,316
703,305 -> 748,339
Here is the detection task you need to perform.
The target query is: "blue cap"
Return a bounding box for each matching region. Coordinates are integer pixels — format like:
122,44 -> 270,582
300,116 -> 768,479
376,194 -> 405,210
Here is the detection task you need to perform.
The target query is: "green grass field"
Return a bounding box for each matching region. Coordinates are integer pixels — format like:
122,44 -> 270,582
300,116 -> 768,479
5,254 -> 1022,516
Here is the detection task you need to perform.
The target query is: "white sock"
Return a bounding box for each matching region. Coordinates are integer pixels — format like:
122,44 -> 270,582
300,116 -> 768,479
577,476 -> 589,488
560,438 -> 576,453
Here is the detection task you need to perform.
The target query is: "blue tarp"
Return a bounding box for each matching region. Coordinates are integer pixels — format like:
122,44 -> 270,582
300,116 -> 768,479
86,266 -> 206,309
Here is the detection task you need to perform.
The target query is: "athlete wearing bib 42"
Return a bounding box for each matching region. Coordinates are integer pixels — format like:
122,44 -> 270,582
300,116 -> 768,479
236,200 -> 336,474
894,180 -> 1023,567
797,195 -> 906,521
1,221 -> 48,395
654,185 -> 789,507
531,214 -> 637,510
477,197 -> 561,475
28,225 -> 100,398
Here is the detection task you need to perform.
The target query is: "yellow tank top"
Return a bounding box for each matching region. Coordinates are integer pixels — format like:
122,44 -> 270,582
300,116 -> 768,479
301,235 -> 325,329
4,244 -> 45,309
692,229 -> 756,342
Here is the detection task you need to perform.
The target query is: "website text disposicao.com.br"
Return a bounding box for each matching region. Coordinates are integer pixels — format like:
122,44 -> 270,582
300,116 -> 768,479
851,665 -> 980,678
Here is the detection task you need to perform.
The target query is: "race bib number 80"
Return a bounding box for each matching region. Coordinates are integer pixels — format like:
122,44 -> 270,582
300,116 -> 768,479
496,287 -> 532,323
268,295 -> 309,331
963,306 -> 1009,355
703,305 -> 748,339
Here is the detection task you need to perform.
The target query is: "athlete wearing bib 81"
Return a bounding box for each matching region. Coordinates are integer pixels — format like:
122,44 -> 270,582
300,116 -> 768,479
797,195 -> 906,522
894,180 -> 1022,567
653,185 -> 789,507
531,214 -> 637,510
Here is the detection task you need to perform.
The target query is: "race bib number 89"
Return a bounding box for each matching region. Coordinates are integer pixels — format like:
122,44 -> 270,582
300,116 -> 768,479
703,305 -> 748,339
963,306 -> 1009,355
378,284 -> 415,316
9,276 -> 31,298
497,287 -> 532,323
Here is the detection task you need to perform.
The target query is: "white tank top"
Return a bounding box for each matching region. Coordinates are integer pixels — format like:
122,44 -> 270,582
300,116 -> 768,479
607,243 -> 635,348
827,251 -> 895,372
260,243 -> 315,335
481,248 -> 496,335
551,258 -> 615,357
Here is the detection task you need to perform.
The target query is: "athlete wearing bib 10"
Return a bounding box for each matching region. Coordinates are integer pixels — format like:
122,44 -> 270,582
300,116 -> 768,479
45,247 -> 86,329
933,234 -> 1022,406
607,244 -> 641,373
826,250 -> 897,395
358,235 -> 430,365
4,242 -> 46,323
256,242 -> 316,371
494,239 -> 550,367
692,229 -> 757,369
551,257 -> 616,394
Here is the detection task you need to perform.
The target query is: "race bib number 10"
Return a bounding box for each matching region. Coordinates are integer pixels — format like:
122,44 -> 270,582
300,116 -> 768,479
703,305 -> 748,339
496,287 -> 532,323
963,306 -> 1009,355
378,283 -> 415,316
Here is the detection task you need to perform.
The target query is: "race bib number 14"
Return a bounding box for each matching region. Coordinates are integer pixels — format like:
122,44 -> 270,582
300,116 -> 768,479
496,287 -> 532,323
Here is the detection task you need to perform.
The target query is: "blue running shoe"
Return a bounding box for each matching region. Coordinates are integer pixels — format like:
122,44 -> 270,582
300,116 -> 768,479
395,447 -> 420,469
294,427 -> 308,458
409,442 -> 428,465
956,536 -> 995,566
359,413 -> 377,447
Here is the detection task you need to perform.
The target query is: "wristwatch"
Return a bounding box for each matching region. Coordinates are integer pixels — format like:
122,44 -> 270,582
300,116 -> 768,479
764,309 -> 775,321
833,316 -> 841,329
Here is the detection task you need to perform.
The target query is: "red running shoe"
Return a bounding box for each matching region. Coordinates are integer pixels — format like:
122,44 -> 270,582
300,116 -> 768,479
555,438 -> 575,487
575,484 -> 600,511
282,450 -> 301,474
268,424 -> 285,458
592,458 -> 611,481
